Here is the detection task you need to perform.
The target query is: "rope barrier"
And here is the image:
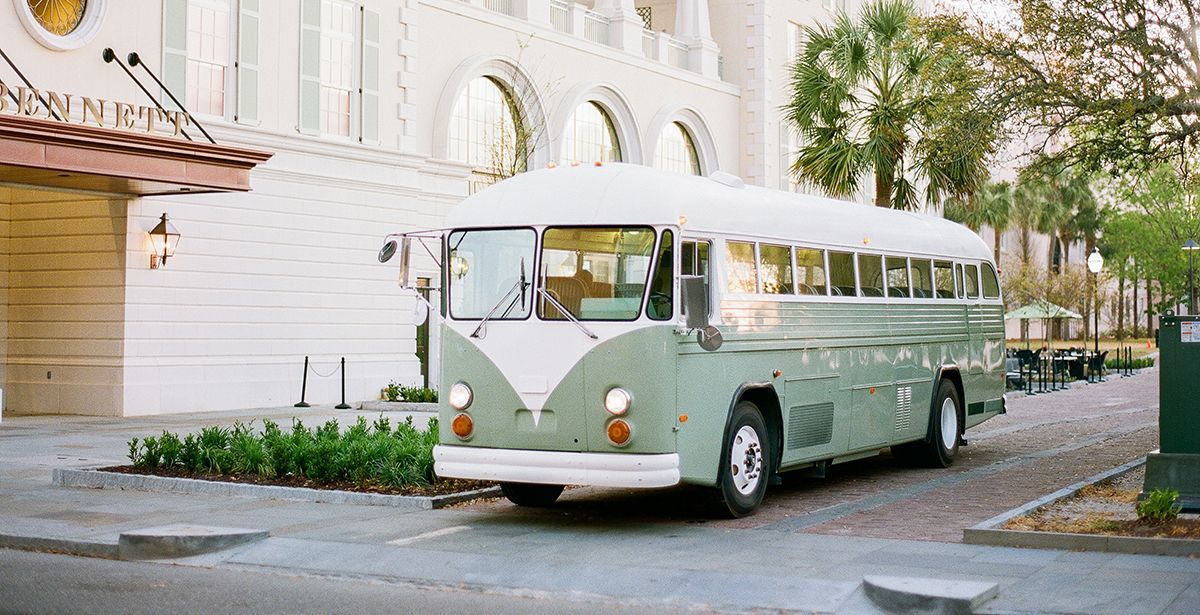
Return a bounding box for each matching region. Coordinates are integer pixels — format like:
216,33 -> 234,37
294,356 -> 352,409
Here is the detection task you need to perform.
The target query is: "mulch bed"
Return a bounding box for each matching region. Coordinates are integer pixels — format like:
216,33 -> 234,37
99,465 -> 495,498
1002,466 -> 1200,539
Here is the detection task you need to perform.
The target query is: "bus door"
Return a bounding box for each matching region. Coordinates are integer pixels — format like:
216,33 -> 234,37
680,239 -> 712,318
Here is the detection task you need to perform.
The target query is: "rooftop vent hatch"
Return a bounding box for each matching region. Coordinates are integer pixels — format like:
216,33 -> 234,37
709,171 -> 745,189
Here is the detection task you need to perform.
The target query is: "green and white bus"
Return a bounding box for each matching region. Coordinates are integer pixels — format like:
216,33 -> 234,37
380,163 -> 1006,517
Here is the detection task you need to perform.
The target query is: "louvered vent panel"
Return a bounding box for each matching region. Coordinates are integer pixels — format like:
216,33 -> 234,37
895,386 -> 913,431
787,402 -> 834,450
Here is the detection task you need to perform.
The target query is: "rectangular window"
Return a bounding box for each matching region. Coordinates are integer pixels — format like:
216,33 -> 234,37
911,259 -> 934,298
858,254 -> 884,297
885,256 -> 910,298
759,244 -> 793,294
934,260 -> 955,298
828,251 -> 855,296
447,228 -> 536,321
794,247 -> 827,295
964,263 -> 980,299
982,262 -> 1001,299
185,0 -> 232,117
647,230 -> 674,320
726,241 -> 758,294
681,239 -> 711,317
319,0 -> 356,137
540,227 -> 655,321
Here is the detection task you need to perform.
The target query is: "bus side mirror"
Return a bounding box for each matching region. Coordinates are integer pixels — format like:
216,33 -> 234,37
379,237 -> 414,288
682,276 -> 709,329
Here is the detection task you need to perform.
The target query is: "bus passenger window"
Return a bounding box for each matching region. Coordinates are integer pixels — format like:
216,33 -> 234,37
726,241 -> 758,293
648,230 -> 674,320
912,260 -> 934,298
964,264 -> 980,299
956,263 -> 966,297
857,254 -> 884,297
885,257 -> 910,298
934,261 -> 954,298
759,244 -> 793,294
828,251 -> 855,296
982,262 -> 1001,299
795,248 -> 827,295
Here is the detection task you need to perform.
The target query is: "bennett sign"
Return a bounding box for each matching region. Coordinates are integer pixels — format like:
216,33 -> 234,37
0,82 -> 192,138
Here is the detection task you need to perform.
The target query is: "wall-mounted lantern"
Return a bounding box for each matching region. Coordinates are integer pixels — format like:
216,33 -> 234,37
148,213 -> 181,269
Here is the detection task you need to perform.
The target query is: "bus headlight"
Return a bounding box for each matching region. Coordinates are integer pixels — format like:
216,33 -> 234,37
449,382 -> 473,410
604,387 -> 632,415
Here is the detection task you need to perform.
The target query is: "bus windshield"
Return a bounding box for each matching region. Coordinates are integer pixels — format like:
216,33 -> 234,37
539,226 -> 656,321
448,228 -> 536,320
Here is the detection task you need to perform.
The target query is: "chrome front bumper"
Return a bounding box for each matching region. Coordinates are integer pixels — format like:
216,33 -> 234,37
433,445 -> 681,488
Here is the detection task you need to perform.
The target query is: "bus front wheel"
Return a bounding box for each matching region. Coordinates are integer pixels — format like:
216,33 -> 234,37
894,379 -> 960,468
500,482 -> 564,507
715,401 -> 771,518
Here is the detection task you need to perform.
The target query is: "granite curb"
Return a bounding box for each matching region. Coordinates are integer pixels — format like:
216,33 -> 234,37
0,533 -> 119,560
862,575 -> 998,614
963,456 -> 1200,556
52,468 -> 500,510
118,524 -> 268,560
358,401 -> 438,413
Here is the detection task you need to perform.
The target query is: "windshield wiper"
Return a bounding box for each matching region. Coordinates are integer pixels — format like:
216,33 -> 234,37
471,258 -> 528,339
537,287 -> 598,339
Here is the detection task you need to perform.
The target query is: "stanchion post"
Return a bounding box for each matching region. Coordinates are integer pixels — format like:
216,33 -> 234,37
335,357 -> 351,410
295,356 -> 311,408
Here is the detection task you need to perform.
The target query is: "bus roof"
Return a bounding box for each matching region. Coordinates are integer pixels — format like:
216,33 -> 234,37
448,163 -> 993,262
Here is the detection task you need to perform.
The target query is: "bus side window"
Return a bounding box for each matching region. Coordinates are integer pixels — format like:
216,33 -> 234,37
795,247 -> 827,295
681,240 -> 712,315
726,241 -> 758,294
933,260 -> 954,298
828,251 -> 855,296
956,263 -> 966,298
964,264 -> 980,299
857,253 -> 884,297
885,256 -> 910,298
759,244 -> 793,294
912,259 -> 934,298
648,230 -> 674,320
982,262 -> 1001,299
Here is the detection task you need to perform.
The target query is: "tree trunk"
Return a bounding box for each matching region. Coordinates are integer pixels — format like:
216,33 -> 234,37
993,227 -> 1002,266
1117,272 -> 1125,340
1132,263 -> 1139,338
874,171 -> 893,208
1146,275 -> 1153,339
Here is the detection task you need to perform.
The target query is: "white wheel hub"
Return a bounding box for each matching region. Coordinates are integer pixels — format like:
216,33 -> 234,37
940,396 -> 958,451
729,425 -> 763,495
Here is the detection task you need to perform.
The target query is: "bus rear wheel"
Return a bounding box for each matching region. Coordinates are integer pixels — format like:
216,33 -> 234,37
893,379 -> 960,468
715,401 -> 771,518
500,482 -> 564,507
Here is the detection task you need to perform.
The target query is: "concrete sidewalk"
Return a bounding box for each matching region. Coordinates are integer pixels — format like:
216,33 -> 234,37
2,404 -> 1198,614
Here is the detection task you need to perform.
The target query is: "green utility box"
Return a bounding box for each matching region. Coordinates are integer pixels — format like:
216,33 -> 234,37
1142,315 -> 1200,511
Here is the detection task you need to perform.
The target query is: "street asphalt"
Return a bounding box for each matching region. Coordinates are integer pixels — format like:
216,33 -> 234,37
1,369 -> 1197,614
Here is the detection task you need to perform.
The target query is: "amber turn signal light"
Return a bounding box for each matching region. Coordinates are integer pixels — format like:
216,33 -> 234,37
451,413 -> 474,439
607,419 -> 631,446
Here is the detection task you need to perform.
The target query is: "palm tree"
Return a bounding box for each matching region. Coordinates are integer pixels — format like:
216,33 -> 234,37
785,0 -> 996,209
944,181 -> 1012,264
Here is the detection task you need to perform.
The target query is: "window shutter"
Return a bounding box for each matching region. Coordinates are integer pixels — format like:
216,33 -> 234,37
298,0 -> 321,134
162,0 -> 188,112
236,0 -> 260,125
359,7 -> 380,144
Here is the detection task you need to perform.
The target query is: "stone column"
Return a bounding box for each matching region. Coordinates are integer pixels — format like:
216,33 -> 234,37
596,0 -> 644,56
514,0 -> 549,26
674,0 -> 720,78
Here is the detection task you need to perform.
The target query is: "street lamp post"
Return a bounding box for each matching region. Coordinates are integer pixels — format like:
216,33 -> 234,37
1087,248 -> 1104,357
1184,239 -> 1199,316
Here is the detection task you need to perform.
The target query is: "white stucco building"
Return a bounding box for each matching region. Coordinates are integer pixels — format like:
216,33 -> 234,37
0,0 -> 879,417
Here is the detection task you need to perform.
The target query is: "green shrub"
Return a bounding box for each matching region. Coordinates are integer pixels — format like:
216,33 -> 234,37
123,414 -> 442,489
1136,489 -> 1182,522
1104,356 -> 1155,370
383,381 -> 402,402
399,386 -> 438,403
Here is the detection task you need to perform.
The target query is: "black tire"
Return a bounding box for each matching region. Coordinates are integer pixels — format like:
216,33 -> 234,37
500,482 -> 564,507
714,401 -> 771,518
893,379 -> 961,468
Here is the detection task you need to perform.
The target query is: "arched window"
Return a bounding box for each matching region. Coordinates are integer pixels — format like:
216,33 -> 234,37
562,101 -> 621,163
654,121 -> 701,175
448,77 -> 526,177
